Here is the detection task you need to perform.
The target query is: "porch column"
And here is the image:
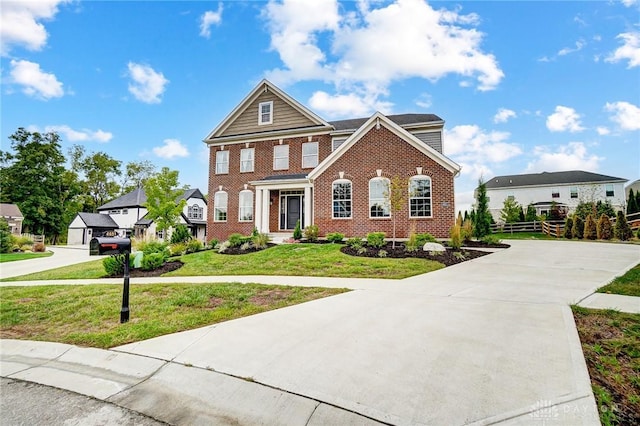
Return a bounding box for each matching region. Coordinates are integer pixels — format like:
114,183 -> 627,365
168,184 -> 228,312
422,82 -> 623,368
261,189 -> 270,233
304,186 -> 312,228
255,189 -> 263,233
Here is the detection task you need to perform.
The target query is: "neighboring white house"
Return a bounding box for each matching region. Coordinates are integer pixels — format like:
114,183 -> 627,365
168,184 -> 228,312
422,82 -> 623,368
483,170 -> 627,221
66,188 -> 208,245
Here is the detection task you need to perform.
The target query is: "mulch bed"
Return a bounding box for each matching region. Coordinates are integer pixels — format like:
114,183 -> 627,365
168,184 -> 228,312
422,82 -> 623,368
219,243 -> 277,255
340,243 -> 494,267
107,261 -> 184,278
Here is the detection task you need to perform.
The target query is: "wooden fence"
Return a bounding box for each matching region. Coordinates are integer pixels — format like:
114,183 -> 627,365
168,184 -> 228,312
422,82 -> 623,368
541,221 -> 565,238
20,233 -> 45,243
490,221 -> 542,234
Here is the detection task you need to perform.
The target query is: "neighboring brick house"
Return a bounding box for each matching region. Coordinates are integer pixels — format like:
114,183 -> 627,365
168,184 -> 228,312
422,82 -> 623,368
204,80 -> 461,241
483,170 -> 628,221
0,203 -> 24,235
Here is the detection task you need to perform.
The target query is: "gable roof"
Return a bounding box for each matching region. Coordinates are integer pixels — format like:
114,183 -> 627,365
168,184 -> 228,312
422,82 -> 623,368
0,203 -> 23,218
205,79 -> 332,141
98,187 -> 206,211
308,112 -> 460,180
77,212 -> 118,228
330,113 -> 443,133
485,171 -> 627,189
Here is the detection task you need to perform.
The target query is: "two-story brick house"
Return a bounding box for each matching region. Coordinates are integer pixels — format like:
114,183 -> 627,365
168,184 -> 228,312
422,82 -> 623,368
204,80 -> 460,241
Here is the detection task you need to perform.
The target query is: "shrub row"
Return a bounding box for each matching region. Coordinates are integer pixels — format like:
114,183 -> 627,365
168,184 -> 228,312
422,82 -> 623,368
564,212 -> 634,241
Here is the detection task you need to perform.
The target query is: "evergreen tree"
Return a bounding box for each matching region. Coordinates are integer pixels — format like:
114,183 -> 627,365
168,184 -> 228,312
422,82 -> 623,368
500,197 -> 521,223
525,203 -> 537,222
518,206 -> 525,222
614,211 -> 632,241
596,214 -> 613,240
564,217 -> 573,239
584,214 -> 597,240
0,218 -> 12,253
572,216 -> 584,239
627,188 -> 639,214
474,178 -> 492,238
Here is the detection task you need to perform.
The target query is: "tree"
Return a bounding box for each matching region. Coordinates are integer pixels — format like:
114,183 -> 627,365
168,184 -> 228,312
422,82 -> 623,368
572,216 -> 584,239
0,129 -> 68,241
473,178 -> 492,238
518,206 -> 525,222
170,224 -> 191,244
500,197 -> 521,223
574,200 -> 615,220
614,211 -> 632,241
0,218 -> 12,253
121,160 -> 156,194
584,214 -> 597,240
69,145 -> 122,212
564,217 -> 573,239
386,176 -> 407,249
525,203 -> 537,222
143,167 -> 187,238
596,214 -> 613,240
627,188 -> 639,214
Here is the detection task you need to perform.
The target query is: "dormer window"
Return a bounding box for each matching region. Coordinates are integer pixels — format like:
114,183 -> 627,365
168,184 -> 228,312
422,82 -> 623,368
259,101 -> 273,125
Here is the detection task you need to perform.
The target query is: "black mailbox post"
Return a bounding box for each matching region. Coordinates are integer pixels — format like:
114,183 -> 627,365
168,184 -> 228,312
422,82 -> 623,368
89,237 -> 132,323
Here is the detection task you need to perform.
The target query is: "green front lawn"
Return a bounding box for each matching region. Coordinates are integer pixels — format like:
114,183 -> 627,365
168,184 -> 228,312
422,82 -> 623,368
0,283 -> 348,348
1,243 -> 443,282
0,251 -> 53,263
598,263 -> 640,297
492,232 -> 558,240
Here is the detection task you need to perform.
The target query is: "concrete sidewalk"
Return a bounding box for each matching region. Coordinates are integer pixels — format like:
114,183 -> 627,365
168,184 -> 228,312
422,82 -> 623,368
1,240 -> 639,425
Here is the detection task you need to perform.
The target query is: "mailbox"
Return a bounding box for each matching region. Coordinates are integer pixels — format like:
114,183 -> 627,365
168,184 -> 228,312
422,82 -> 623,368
89,237 -> 131,256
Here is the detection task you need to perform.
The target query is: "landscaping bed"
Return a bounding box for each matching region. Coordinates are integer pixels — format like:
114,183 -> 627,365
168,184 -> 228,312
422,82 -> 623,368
105,260 -> 185,278
340,243 -> 492,266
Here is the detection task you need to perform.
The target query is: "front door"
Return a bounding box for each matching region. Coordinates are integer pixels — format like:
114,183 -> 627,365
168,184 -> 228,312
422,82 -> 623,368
286,196 -> 301,230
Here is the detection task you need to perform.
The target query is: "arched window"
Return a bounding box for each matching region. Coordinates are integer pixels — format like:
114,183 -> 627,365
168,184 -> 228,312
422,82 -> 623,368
213,191 -> 228,222
409,176 -> 432,217
369,177 -> 390,218
238,190 -> 254,222
332,179 -> 352,219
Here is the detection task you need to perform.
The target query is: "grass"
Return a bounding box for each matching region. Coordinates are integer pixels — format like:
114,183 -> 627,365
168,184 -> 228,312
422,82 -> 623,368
492,232 -> 558,240
0,283 -> 348,349
572,306 -> 640,425
2,243 -> 444,282
0,251 -> 53,263
598,263 -> 640,297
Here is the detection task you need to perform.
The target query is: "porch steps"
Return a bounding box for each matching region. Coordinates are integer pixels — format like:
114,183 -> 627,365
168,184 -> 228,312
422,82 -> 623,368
267,233 -> 293,244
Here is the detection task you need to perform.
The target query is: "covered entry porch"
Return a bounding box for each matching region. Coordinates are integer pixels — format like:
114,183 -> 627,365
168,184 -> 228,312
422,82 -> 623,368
250,174 -> 313,234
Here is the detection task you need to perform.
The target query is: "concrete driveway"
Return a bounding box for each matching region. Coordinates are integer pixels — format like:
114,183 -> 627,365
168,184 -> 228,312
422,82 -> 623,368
0,245 -> 97,279
112,240 -> 639,425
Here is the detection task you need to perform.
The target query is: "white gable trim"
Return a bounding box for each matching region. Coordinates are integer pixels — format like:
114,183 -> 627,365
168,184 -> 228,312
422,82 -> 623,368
204,79 -> 332,141
308,112 -> 460,179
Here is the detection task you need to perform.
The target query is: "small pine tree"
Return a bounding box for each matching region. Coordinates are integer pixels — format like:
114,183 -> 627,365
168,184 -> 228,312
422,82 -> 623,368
525,204 -> 537,222
584,214 -> 597,240
596,214 -> 613,240
627,188 -> 639,214
456,211 -> 463,226
0,218 -> 12,253
564,217 -> 573,239
170,224 -> 191,244
572,216 -> 584,239
518,206 -> 525,222
474,178 -> 492,238
293,219 -> 302,240
614,211 -> 632,241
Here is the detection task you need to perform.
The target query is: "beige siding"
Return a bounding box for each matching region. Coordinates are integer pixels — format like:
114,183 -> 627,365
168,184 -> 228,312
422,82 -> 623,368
221,92 -> 317,137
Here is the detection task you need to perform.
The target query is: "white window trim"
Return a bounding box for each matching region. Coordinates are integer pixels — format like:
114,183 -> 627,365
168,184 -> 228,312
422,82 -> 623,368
214,191 -> 228,222
273,144 -> 289,170
332,179 -> 352,219
409,175 -> 433,218
238,190 -> 254,222
302,141 -> 319,169
605,184 -> 614,197
215,150 -> 229,175
369,177 -> 390,219
258,101 -> 273,125
240,147 -> 255,173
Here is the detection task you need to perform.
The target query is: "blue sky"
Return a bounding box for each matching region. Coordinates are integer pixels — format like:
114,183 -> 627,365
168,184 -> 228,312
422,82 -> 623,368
2,0 -> 639,213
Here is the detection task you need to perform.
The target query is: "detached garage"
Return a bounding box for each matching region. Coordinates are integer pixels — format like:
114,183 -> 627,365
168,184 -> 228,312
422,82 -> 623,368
67,212 -> 118,245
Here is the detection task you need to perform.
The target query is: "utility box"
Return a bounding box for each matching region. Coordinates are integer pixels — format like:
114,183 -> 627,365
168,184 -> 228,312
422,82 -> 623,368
89,237 -> 131,256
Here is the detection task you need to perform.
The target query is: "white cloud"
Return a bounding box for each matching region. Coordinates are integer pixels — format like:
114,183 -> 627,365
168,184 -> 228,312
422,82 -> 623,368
606,32 -> 640,68
126,62 -> 169,104
43,125 -> 113,143
546,106 -> 585,133
308,90 -> 393,118
621,0 -> 637,7
558,39 -> 585,56
415,93 -> 432,109
9,59 -> 64,99
526,142 -> 602,173
605,101 -> 640,131
596,126 -> 610,136
0,0 -> 69,56
153,139 -> 189,159
444,124 -> 522,179
199,3 -> 223,38
493,108 -> 516,123
263,0 -> 503,115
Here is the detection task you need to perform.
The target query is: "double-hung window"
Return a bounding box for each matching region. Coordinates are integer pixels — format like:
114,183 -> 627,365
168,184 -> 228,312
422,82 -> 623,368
259,101 -> 273,125
214,191 -> 227,222
605,184 -> 614,197
273,145 -> 289,170
215,150 -> 229,174
302,142 -> 318,168
409,176 -> 432,217
369,177 -> 390,218
240,148 -> 254,173
570,187 -> 578,199
551,188 -> 560,198
238,190 -> 253,222
332,180 -> 352,219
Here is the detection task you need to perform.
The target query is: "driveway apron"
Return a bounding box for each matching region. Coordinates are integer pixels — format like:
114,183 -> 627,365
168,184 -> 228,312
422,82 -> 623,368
107,241 -> 640,424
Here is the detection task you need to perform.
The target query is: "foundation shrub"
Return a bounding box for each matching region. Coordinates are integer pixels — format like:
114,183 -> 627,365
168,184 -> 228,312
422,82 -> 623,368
326,232 -> 345,243
584,214 -> 597,240
366,232 -> 386,248
564,217 -> 574,239
596,214 -> 613,240
304,225 -> 319,242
